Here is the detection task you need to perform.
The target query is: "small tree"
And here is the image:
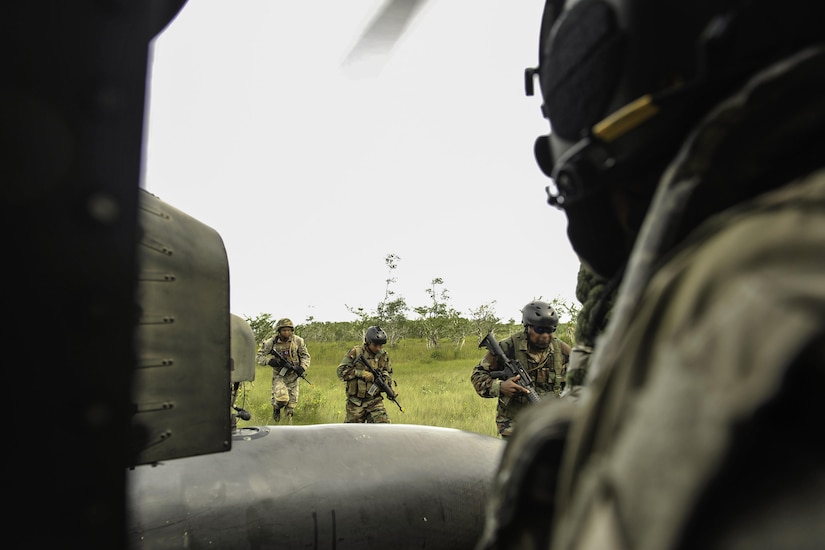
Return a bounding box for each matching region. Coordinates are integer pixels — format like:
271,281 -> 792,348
244,313 -> 276,347
375,253 -> 409,346
548,296 -> 580,344
469,301 -> 501,341
346,253 -> 409,347
444,310 -> 471,352
344,305 -> 377,342
414,277 -> 454,349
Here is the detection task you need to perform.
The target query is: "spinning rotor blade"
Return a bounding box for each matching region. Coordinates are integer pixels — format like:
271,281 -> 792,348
342,0 -> 428,73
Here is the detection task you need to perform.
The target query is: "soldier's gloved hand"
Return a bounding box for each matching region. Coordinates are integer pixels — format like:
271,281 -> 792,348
294,364 -> 306,376
267,358 -> 280,368
361,370 -> 374,383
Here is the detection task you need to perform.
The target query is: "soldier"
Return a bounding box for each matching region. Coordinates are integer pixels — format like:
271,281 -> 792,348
336,326 -> 397,423
479,1 -> 825,549
471,300 -> 571,438
255,318 -> 310,424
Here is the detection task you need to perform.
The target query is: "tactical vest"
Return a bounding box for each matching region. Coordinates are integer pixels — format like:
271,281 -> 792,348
269,336 -> 301,377
502,332 -> 566,397
345,346 -> 390,401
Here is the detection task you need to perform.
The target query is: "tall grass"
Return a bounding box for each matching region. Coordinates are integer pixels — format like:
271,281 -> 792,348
234,338 -> 500,438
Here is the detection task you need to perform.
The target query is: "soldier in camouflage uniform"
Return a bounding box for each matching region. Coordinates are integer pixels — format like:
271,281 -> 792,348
255,318 -> 310,424
336,326 -> 397,423
471,301 -> 571,438
478,1 -> 825,548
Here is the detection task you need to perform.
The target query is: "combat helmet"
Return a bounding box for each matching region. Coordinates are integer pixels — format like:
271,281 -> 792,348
365,326 -> 388,345
275,318 -> 294,331
521,301 -> 558,331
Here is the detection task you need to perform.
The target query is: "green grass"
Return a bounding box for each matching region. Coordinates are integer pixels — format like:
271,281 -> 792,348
233,338 -> 500,438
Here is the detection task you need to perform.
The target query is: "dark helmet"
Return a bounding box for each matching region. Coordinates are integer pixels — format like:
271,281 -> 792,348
525,0 -> 824,278
521,301 -> 558,330
275,318 -> 294,331
365,326 -> 388,345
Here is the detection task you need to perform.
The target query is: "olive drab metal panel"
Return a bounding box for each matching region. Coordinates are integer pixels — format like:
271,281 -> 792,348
127,424 -> 506,549
131,189 -> 231,465
230,314 -> 256,384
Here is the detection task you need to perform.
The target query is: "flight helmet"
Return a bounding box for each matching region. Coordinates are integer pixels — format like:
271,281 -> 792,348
365,326 -> 388,345
525,0 -> 824,278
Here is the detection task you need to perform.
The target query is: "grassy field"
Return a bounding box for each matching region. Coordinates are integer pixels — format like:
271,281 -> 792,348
234,338 -> 501,438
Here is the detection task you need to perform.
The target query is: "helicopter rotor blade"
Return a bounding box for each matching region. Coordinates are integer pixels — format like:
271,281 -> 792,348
342,0 -> 428,73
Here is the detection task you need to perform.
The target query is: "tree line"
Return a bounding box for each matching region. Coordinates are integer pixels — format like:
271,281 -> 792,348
245,254 -> 580,349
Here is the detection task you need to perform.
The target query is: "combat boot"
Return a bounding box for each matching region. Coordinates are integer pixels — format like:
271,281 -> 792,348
272,406 -> 281,423
285,410 -> 294,425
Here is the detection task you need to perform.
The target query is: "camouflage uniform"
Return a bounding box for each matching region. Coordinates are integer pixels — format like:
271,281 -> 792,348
471,330 -> 569,438
336,344 -> 394,423
479,47 -> 825,550
255,332 -> 310,423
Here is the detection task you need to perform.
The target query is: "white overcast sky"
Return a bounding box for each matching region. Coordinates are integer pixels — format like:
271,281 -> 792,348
141,0 -> 582,324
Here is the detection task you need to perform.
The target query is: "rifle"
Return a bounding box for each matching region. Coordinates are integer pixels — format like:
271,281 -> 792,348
268,349 -> 312,385
479,331 -> 541,404
358,353 -> 404,412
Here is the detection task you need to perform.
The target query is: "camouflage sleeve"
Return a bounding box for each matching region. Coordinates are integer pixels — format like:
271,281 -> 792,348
470,351 -> 501,398
382,354 -> 393,387
296,336 -> 310,370
255,337 -> 274,366
564,344 -> 593,389
558,338 -> 573,363
336,347 -> 360,381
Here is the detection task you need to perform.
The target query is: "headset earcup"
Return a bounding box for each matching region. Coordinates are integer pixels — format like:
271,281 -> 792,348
542,0 -> 624,141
